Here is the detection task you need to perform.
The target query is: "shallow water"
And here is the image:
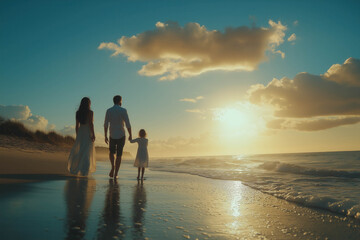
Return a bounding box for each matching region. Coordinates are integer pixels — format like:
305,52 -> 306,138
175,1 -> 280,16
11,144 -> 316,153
151,151 -> 360,218
0,162 -> 242,240
0,163 -> 152,240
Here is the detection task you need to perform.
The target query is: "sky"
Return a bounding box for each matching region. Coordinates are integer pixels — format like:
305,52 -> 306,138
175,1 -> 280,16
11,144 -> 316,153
1,0 -> 360,157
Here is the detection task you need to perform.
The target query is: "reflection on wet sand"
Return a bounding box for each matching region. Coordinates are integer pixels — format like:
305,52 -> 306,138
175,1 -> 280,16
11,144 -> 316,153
64,178 -> 96,240
97,179 -> 125,240
132,181 -> 147,239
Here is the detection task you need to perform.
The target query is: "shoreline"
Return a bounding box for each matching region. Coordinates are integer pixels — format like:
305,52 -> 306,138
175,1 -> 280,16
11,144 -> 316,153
1,144 -> 360,223
1,162 -> 360,239
150,167 -> 360,222
2,158 -> 360,226
1,142 -> 360,239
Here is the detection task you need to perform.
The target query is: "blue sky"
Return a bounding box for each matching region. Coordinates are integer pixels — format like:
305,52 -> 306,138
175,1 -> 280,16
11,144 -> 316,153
1,0 -> 360,156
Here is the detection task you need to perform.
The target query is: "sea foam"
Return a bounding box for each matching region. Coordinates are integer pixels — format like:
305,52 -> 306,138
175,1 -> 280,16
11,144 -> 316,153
150,151 -> 360,218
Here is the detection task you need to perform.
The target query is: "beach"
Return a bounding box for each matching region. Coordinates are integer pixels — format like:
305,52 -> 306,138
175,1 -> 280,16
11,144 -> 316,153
1,1 -> 360,239
1,144 -> 360,239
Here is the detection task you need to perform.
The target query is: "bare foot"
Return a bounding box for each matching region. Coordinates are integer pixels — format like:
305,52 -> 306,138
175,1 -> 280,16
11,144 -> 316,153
109,169 -> 114,178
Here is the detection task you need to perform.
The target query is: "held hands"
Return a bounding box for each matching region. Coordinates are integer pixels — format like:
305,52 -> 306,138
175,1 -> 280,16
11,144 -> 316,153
105,136 -> 109,145
128,135 -> 132,141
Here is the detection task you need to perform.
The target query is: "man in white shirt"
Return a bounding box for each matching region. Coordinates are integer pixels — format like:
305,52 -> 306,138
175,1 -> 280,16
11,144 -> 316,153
104,95 -> 132,178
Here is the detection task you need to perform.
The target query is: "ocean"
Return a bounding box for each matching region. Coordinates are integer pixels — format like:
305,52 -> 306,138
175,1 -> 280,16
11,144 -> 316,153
150,151 -> 360,219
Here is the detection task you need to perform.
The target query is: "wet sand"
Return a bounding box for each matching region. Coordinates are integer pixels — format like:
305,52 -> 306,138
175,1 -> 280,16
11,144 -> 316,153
1,161 -> 360,240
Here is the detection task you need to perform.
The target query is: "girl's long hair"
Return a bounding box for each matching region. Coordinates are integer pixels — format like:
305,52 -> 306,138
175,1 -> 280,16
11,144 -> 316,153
76,97 -> 91,124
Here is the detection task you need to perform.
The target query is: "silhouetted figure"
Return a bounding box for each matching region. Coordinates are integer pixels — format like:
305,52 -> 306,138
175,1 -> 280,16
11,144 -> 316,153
64,178 -> 96,240
130,129 -> 149,181
104,95 -> 132,178
68,97 -> 96,176
97,179 -> 126,240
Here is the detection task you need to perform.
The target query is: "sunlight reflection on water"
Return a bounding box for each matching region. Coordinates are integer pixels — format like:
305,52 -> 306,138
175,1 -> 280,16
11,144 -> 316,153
226,181 -> 246,234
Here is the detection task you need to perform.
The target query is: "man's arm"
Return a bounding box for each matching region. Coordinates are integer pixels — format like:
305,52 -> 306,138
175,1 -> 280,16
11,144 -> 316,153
124,109 -> 132,141
127,127 -> 132,141
104,126 -> 109,144
104,110 -> 109,144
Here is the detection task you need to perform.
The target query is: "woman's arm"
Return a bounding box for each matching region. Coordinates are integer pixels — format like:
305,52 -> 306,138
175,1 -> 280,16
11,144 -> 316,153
89,111 -> 95,142
75,119 -> 80,135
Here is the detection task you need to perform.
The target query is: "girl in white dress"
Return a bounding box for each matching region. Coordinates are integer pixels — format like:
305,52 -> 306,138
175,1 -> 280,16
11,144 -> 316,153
68,97 -> 96,176
130,129 -> 149,180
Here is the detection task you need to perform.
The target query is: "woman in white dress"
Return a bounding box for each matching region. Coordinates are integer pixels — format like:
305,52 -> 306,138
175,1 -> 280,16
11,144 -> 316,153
68,97 -> 96,176
130,129 -> 149,181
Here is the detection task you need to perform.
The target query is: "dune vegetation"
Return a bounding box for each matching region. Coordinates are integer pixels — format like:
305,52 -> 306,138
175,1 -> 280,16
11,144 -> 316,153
0,117 -> 75,146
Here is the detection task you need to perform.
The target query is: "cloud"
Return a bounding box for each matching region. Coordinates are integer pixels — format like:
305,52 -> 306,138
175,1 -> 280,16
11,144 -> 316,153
248,57 -> 360,131
0,105 -> 52,132
293,20 -> 299,26
99,20 -> 288,80
180,98 -> 196,103
59,125 -> 76,137
185,109 -> 204,114
287,33 -> 296,42
0,105 -> 31,120
179,96 -> 204,103
267,117 -> 360,131
324,57 -> 360,86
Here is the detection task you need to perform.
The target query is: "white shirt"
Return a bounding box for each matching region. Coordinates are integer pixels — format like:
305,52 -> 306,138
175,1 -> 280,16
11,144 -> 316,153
104,105 -> 131,139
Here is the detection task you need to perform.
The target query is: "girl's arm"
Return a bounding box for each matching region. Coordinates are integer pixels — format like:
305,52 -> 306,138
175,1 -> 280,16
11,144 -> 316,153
130,138 -> 138,143
89,111 -> 95,142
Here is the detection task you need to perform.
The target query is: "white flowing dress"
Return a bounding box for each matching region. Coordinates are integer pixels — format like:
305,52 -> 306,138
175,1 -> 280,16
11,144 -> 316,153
130,138 -> 149,168
68,124 -> 96,176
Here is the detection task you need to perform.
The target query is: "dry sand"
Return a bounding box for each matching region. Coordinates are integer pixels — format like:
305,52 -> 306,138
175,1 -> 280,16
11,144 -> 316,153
0,135 -> 130,180
0,144 -> 71,184
0,135 -> 127,183
0,135 -> 109,183
0,147 -> 69,175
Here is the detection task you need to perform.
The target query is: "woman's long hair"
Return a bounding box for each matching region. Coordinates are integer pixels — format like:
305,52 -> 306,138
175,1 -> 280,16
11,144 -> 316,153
76,97 -> 91,124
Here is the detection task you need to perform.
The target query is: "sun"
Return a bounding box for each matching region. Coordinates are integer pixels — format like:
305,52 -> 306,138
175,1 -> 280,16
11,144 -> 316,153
213,102 -> 267,140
